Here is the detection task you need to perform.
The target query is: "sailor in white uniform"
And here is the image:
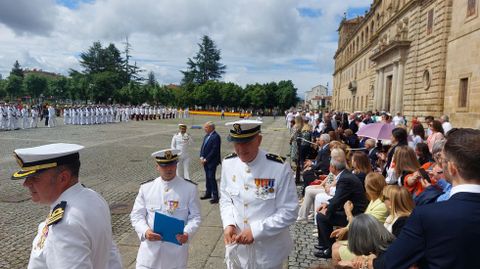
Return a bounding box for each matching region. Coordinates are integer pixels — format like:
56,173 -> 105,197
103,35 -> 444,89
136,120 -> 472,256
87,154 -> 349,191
11,143 -> 122,269
130,149 -> 201,269
171,124 -> 194,180
219,120 -> 298,269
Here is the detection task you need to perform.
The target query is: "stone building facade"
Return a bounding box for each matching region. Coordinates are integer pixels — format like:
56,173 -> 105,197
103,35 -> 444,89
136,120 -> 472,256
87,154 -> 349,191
332,0 -> 480,128
304,84 -> 331,109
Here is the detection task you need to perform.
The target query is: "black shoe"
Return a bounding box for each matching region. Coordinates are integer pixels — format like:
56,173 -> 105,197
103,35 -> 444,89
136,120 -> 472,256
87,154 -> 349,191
314,245 -> 326,251
314,248 -> 331,259
200,195 -> 212,200
209,198 -> 219,204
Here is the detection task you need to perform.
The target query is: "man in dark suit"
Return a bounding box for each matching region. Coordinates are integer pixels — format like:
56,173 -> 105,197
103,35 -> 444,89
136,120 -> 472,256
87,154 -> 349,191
364,138 -> 378,170
302,134 -> 331,195
200,121 -> 221,204
376,128 -> 480,269
314,156 -> 368,258
348,113 -> 359,134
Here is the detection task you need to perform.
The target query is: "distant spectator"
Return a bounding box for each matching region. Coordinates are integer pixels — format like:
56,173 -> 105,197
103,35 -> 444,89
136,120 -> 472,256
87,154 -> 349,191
392,112 -> 405,126
351,152 -> 373,187
426,120 -> 445,153
385,146 -> 420,185
298,123 -> 313,170
344,129 -> 360,149
411,123 -> 425,149
424,115 -> 434,136
415,142 -> 433,165
364,139 -> 379,170
382,127 -> 408,177
302,134 -> 331,195
440,114 -> 452,134
431,139 -> 452,202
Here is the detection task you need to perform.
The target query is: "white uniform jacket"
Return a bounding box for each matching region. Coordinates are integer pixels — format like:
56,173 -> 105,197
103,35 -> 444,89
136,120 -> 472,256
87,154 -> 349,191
130,176 -> 201,269
219,149 -> 298,268
171,133 -> 194,158
28,183 -> 122,269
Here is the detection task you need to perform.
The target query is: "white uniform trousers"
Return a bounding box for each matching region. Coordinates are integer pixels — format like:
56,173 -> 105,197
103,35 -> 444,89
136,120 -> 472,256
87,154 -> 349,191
177,156 -> 191,180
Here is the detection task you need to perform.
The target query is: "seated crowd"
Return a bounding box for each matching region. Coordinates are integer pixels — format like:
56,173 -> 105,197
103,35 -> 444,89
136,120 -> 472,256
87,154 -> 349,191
290,109 -> 480,269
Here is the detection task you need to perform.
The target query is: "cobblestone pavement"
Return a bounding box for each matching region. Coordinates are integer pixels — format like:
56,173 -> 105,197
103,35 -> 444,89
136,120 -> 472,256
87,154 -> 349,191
0,116 -> 329,269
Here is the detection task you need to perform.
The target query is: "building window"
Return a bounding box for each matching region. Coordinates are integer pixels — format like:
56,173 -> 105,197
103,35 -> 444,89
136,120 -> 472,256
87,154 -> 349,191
459,78 -> 469,108
467,0 -> 477,17
427,9 -> 434,35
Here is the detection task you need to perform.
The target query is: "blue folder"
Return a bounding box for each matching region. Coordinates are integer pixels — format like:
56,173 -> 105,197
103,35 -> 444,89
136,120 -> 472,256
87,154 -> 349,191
153,212 -> 185,245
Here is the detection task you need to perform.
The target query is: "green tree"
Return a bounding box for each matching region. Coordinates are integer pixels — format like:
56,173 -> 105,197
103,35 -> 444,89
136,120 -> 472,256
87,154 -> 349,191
181,35 -> 226,85
244,83 -> 267,108
218,82 -> 243,107
123,37 -> 143,83
68,70 -> 89,102
276,80 -> 298,110
89,71 -> 119,103
5,75 -> 24,99
193,80 -> 221,107
0,79 -> 7,99
24,74 -> 48,99
10,60 -> 24,78
49,77 -> 69,100
146,71 -> 157,87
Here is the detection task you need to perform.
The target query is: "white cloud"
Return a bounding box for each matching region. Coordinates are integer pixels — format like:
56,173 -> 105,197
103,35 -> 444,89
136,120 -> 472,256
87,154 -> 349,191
0,0 -> 371,95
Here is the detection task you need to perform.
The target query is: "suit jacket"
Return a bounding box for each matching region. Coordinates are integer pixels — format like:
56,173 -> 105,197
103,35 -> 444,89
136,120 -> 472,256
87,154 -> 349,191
348,120 -> 358,134
312,144 -> 330,174
368,147 -> 379,168
326,170 -> 368,220
200,131 -> 221,168
381,192 -> 480,269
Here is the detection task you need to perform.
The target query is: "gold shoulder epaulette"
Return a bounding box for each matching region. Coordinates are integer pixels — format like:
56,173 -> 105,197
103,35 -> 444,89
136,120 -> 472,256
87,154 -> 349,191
266,153 -> 286,164
224,152 -> 238,159
47,201 -> 67,226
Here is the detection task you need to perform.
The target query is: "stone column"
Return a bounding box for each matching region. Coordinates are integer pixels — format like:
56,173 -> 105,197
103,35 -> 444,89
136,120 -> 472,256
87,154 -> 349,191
391,63 -> 398,113
377,69 -> 384,110
395,61 -> 405,113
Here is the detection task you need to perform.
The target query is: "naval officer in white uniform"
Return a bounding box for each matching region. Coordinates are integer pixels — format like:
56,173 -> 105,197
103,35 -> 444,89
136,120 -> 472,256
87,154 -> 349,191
219,120 -> 299,269
11,143 -> 122,269
171,124 -> 194,180
130,149 -> 201,269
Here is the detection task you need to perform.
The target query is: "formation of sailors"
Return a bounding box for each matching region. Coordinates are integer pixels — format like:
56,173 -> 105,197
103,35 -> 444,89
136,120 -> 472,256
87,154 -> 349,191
0,102 -> 41,130
130,106 -> 190,121
63,105 -> 129,125
1,102 -> 192,130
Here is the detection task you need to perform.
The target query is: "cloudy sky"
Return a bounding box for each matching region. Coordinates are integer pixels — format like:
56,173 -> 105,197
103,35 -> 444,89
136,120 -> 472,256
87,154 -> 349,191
0,0 -> 370,95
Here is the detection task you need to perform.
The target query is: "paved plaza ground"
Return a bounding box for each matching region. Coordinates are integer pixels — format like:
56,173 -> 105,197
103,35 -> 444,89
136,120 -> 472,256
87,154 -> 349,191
0,115 -> 328,269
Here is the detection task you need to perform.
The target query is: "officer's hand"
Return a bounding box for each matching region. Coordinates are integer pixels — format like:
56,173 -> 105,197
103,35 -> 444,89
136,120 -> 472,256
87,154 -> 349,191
176,233 -> 189,244
224,225 -> 237,245
234,228 -> 254,245
145,228 -> 162,241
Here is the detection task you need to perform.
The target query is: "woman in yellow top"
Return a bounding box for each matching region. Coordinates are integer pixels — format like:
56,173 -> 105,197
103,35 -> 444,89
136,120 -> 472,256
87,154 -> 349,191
331,172 -> 389,265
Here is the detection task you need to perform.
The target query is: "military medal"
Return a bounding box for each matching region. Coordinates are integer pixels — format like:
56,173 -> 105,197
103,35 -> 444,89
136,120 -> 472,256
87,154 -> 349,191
166,200 -> 179,214
232,175 -> 236,183
268,179 -> 275,193
255,178 -> 261,195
